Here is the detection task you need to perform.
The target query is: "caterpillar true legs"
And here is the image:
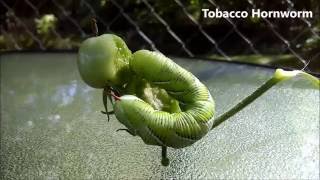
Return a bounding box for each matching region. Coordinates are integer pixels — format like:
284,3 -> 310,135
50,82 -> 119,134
77,34 -> 320,166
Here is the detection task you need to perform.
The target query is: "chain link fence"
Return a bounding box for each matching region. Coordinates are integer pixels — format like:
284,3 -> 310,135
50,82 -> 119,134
1,0 -> 319,72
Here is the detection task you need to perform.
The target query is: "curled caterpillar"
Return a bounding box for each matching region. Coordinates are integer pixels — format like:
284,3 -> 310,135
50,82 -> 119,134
115,50 -> 215,148
77,34 -> 320,166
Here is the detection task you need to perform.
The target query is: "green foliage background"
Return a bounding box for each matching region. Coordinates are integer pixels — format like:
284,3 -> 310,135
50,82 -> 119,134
0,0 -> 319,71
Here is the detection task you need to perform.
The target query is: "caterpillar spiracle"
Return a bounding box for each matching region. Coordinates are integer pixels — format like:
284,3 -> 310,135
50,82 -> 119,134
77,34 -> 320,166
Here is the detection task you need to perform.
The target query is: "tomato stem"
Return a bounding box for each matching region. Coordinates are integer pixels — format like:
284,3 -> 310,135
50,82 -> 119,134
211,68 -> 319,129
91,17 -> 98,37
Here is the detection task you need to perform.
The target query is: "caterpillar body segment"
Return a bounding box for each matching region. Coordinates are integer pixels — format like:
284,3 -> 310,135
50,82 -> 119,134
114,95 -> 212,148
131,50 -> 206,103
113,50 -> 215,148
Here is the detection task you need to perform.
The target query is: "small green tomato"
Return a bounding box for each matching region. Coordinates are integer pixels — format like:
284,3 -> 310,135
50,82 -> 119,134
77,34 -> 132,88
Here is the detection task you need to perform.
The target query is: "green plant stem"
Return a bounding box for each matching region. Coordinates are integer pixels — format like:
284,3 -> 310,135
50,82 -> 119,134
211,69 -> 319,129
211,76 -> 280,129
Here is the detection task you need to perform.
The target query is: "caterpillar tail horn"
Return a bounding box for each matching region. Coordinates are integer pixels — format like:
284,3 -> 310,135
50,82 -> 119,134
211,68 -> 320,129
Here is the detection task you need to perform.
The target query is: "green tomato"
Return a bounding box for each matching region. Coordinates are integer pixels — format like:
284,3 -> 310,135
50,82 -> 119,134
77,34 -> 132,88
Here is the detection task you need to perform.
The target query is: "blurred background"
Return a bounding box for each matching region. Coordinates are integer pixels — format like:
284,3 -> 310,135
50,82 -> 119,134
0,0 -> 319,72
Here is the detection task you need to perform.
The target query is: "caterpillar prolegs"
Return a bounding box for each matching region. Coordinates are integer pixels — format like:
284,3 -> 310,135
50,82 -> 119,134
77,34 -> 320,166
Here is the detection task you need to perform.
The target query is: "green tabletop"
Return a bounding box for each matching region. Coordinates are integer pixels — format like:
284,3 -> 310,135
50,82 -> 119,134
1,53 -> 319,179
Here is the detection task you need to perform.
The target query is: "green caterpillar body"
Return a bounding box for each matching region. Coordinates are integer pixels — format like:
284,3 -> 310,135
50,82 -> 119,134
78,34 -> 215,149
115,50 -> 215,148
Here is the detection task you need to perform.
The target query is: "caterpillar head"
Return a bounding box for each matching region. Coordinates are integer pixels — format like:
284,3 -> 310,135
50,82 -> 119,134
77,34 -> 132,88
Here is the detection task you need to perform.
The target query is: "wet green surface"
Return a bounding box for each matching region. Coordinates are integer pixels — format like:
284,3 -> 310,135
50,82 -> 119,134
1,53 -> 319,179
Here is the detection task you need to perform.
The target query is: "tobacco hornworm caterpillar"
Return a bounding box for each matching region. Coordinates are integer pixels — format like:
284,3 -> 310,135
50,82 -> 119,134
77,34 -> 320,166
